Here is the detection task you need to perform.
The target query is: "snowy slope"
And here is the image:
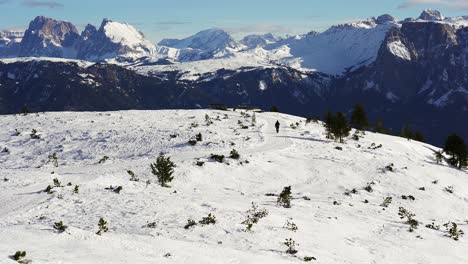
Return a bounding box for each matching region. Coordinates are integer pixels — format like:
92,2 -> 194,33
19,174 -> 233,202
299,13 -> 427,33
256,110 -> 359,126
1,110 -> 467,263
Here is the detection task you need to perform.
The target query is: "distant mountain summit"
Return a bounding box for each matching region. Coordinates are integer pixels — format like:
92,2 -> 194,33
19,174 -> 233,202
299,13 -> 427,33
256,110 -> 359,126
158,28 -> 245,61
18,16 -> 80,58
419,9 -> 444,21
0,16 -> 157,62
76,18 -> 157,62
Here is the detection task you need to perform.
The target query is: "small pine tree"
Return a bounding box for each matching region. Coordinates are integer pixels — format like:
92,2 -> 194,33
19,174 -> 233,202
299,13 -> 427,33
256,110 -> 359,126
277,186 -> 292,208
332,112 -> 351,143
374,117 -> 386,134
53,178 -> 61,188
199,213 -> 216,225
22,105 -> 30,116
350,104 -> 369,131
414,131 -> 424,142
400,124 -> 414,140
434,150 -> 443,164
443,222 -> 464,240
444,134 -> 467,169
48,152 -> 59,167
53,221 -> 68,233
150,155 -> 175,187
284,238 -> 298,254
73,185 -> 79,194
398,207 -> 419,232
230,149 -> 240,159
251,113 -> 256,126
96,218 -> 108,235
30,129 -> 40,139
12,251 -> 27,261
270,105 -> 279,112
196,133 -> 202,142
127,170 -> 139,182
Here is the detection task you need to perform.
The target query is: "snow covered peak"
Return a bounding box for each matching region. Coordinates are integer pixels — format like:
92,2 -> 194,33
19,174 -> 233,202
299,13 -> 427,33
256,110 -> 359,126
375,14 -> 397,24
99,19 -> 149,47
240,33 -> 280,48
419,9 -> 444,21
76,19 -> 157,62
159,28 -> 243,52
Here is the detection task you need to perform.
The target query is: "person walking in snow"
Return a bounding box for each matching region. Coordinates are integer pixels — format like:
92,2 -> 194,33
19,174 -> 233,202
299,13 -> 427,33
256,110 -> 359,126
275,120 -> 280,134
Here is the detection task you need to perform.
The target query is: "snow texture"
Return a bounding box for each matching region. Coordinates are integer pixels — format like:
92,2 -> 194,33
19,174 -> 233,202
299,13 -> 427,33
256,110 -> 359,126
0,110 -> 467,263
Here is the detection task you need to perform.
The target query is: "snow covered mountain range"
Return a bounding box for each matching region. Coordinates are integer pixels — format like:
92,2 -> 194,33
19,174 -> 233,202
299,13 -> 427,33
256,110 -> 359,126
0,9 -> 467,145
1,9 -> 467,73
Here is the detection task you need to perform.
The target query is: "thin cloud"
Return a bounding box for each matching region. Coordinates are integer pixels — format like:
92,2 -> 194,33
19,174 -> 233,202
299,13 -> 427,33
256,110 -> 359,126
21,0 -> 64,8
398,0 -> 468,9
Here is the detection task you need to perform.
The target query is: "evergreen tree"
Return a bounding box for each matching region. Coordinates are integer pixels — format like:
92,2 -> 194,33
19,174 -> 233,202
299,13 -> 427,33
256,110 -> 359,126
22,105 -> 30,116
350,104 -> 369,131
323,111 -> 334,139
444,134 -> 468,169
400,124 -> 414,140
374,117 -> 385,134
150,155 -> 176,187
414,131 -> 424,142
332,112 -> 351,143
270,105 -> 279,112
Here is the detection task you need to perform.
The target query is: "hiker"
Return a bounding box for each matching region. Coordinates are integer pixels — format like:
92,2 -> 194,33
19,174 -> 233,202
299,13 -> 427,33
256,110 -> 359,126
275,120 -> 280,133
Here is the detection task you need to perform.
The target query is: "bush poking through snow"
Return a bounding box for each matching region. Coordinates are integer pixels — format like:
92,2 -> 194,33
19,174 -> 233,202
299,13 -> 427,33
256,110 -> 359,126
304,256 -> 317,262
127,170 -> 139,182
364,182 -> 374,193
401,195 -> 415,201
434,151 -> 444,164
277,186 -> 292,208
443,222 -> 464,240
73,185 -> 79,194
53,221 -> 68,233
196,133 -> 202,142
284,218 -> 298,232
11,251 -> 26,262
96,218 -> 109,235
230,149 -> 240,159
98,156 -> 109,164
241,202 -> 269,231
398,207 -> 419,232
53,178 -> 61,188
368,143 -> 383,150
284,238 -> 298,254
199,213 -> 216,226
425,222 -> 440,230
184,219 -> 197,230
105,186 -> 123,194
444,186 -> 454,194
188,139 -> 197,146
47,153 -> 59,167
205,114 -> 213,126
210,154 -> 225,163
43,185 -> 53,194
380,197 -> 392,208
151,155 -> 175,187
30,129 -> 40,139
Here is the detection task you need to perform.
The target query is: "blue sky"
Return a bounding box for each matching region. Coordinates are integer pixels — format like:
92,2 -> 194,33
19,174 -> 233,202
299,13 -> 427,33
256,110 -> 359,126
0,0 -> 467,42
